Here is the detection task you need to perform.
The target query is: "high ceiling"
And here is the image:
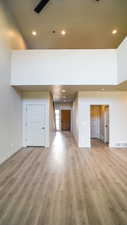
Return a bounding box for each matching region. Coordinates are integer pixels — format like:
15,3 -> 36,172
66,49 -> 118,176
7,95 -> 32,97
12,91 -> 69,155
6,0 -> 127,49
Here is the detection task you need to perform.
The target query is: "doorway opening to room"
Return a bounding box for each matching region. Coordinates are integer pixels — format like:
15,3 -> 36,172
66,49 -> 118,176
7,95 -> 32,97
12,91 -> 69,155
55,106 -> 72,132
61,110 -> 71,131
90,105 -> 109,147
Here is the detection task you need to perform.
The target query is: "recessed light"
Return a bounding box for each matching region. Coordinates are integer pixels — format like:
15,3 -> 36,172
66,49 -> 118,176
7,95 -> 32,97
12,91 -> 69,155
8,31 -> 15,37
61,30 -> 66,36
62,90 -> 66,93
112,29 -> 117,35
32,31 -> 37,36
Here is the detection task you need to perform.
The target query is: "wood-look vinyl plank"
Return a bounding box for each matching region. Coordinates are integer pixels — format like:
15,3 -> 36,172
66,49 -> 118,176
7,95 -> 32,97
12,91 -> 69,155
85,150 -> 127,225
0,133 -> 127,225
0,150 -> 41,224
8,151 -> 48,225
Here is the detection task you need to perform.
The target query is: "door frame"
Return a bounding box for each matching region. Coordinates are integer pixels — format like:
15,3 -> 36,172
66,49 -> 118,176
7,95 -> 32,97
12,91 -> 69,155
90,104 -> 110,146
23,100 -> 49,148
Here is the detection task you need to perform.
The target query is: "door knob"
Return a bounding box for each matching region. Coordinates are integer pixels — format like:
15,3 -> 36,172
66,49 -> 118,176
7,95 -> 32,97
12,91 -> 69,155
42,127 -> 45,130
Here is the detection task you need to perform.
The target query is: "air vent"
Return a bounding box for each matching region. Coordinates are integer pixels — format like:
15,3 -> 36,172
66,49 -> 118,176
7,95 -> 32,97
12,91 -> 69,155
115,143 -> 127,148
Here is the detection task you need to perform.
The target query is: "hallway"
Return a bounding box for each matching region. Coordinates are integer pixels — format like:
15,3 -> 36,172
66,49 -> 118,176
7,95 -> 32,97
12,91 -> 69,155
1,132 -> 127,225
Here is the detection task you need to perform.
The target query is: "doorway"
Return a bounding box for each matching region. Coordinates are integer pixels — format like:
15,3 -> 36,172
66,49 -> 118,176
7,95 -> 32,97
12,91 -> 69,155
55,109 -> 60,131
61,110 -> 71,131
90,105 -> 109,147
25,104 -> 46,147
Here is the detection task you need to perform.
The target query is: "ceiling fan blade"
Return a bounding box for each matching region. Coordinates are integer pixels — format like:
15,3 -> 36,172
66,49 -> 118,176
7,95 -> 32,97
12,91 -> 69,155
34,0 -> 50,13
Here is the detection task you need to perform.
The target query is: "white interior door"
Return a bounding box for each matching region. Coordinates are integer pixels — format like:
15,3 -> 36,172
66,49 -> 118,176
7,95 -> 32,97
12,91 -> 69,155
26,104 -> 46,147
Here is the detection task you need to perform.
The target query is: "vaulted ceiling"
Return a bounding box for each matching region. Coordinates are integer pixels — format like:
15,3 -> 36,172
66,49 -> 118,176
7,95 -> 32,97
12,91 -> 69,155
6,0 -> 127,49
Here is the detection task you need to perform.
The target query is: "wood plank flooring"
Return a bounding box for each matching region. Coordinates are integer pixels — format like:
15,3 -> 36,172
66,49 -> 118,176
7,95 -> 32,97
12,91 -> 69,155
1,132 -> 127,225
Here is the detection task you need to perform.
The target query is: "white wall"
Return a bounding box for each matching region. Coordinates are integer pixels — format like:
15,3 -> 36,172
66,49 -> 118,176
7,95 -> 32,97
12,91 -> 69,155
0,1 -> 26,164
78,91 -> 127,148
11,49 -> 117,85
10,36 -> 127,87
117,37 -> 127,83
22,91 -> 54,148
72,96 -> 79,144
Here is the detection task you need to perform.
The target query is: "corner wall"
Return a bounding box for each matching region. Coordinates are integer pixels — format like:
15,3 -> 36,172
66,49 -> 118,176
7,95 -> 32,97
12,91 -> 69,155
117,37 -> 127,84
0,1 -> 26,164
78,91 -> 127,148
72,96 -> 79,145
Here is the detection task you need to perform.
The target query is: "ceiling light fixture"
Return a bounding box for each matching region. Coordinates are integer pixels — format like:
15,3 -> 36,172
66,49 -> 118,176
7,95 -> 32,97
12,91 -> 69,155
61,30 -> 66,36
112,29 -> 117,35
32,31 -> 37,36
8,31 -> 15,37
62,90 -> 66,93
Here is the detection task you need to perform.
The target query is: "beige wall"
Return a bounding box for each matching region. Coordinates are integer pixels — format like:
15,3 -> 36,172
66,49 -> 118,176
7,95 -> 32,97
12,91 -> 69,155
0,1 -> 26,164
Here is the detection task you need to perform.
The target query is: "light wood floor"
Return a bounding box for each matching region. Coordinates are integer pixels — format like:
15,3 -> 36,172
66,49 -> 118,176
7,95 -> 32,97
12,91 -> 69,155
1,132 -> 127,225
